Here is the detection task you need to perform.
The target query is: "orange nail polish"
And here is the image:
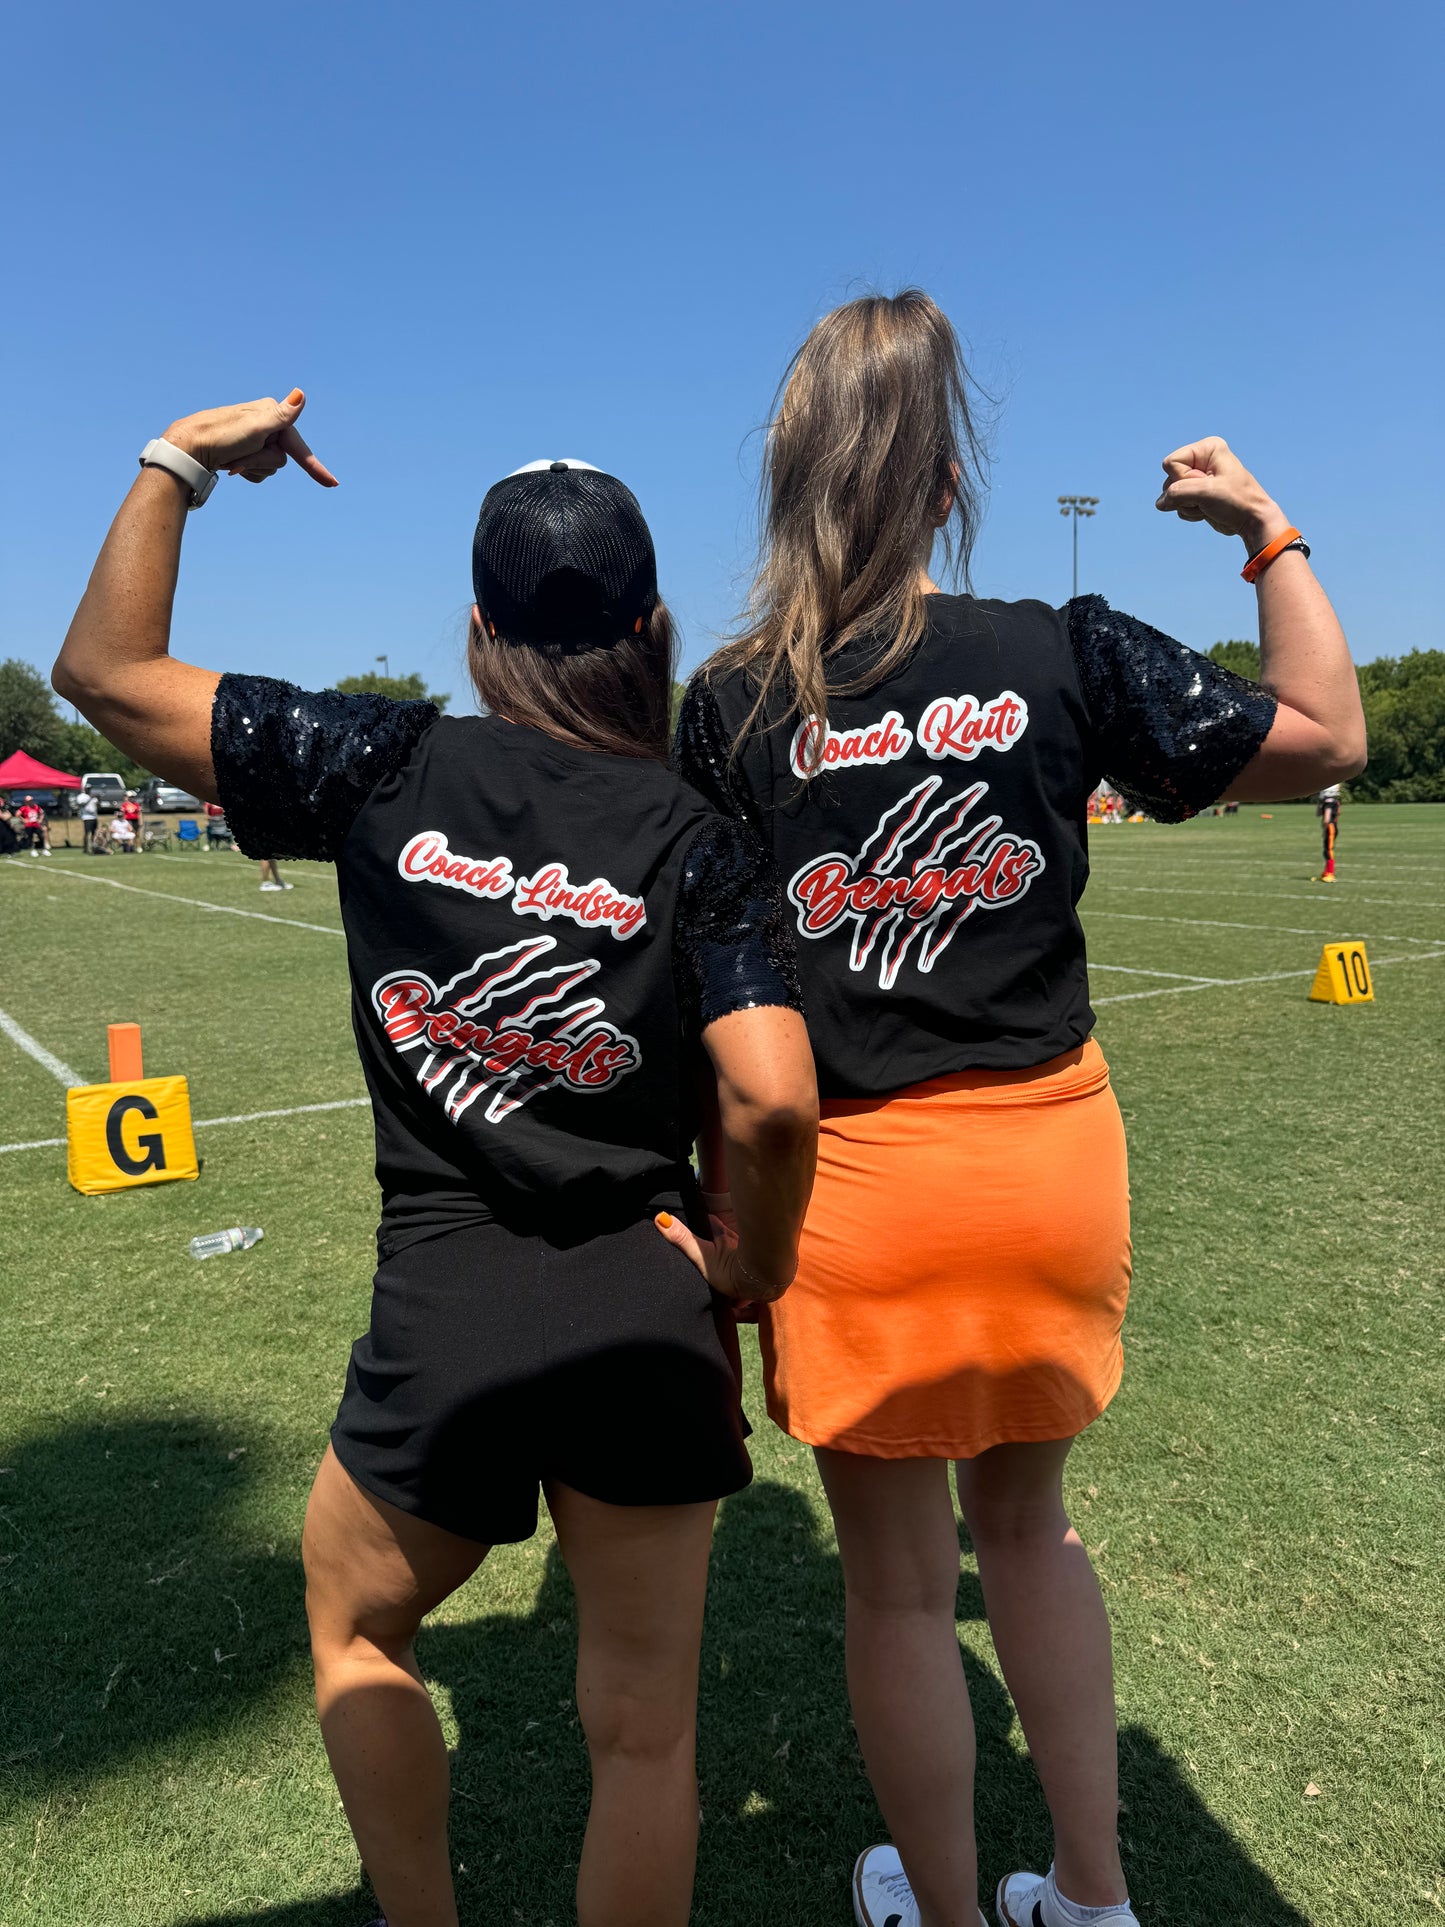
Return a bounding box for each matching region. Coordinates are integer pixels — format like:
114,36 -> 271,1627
286,387 -> 304,406
655,1212 -> 674,1229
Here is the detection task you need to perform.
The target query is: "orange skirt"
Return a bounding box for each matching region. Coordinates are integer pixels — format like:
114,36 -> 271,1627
759,1038 -> 1131,1459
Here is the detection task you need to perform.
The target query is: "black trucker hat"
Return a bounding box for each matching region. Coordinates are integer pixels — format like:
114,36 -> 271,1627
472,459 -> 657,646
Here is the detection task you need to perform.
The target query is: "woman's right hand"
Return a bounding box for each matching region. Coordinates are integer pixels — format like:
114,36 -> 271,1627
162,390 -> 339,488
653,1211 -> 796,1307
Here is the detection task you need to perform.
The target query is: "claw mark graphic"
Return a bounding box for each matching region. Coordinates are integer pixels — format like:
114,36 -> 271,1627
788,778 -> 1045,990
372,937 -> 641,1124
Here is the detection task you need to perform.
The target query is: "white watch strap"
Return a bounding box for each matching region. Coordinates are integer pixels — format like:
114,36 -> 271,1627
139,437 -> 218,509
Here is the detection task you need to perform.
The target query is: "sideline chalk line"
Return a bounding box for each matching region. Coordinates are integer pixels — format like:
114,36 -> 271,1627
0,1005 -> 84,1089
1,857 -> 344,937
0,1096 -> 370,1157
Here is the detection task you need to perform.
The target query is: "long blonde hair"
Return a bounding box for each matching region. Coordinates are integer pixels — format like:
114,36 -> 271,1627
710,290 -> 987,771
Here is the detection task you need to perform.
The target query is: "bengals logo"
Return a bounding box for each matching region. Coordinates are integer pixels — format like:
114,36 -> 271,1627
372,936 -> 641,1125
788,778 -> 1045,990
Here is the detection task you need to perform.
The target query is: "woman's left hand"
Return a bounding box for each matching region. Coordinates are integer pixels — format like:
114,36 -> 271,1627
162,389 -> 339,488
653,1211 -> 794,1309
1155,437 -> 1287,550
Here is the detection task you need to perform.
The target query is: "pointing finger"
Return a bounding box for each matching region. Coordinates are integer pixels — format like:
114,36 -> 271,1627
278,421 -> 339,487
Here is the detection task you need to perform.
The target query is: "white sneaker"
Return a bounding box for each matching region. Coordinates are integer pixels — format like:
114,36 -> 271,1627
854,1844 -> 919,1927
996,1869 -> 1134,1927
259,881 -> 284,891
281,880 -> 295,889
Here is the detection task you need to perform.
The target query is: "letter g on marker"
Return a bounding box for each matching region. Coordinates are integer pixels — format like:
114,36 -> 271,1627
105,1092 -> 167,1175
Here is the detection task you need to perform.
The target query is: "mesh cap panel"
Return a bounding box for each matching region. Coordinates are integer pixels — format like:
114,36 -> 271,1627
472,462 -> 657,646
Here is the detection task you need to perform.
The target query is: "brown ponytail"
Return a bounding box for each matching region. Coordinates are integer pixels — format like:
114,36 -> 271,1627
710,289 -> 987,771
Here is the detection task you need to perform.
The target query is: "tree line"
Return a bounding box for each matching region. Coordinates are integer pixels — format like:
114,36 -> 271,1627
1206,642 -> 1445,801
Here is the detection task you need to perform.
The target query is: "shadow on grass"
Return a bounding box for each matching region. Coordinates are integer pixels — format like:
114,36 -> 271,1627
2,1418 -> 1307,1926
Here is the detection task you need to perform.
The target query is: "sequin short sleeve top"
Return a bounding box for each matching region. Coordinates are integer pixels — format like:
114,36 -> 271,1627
210,675 -> 800,1234
675,592 -> 1276,1098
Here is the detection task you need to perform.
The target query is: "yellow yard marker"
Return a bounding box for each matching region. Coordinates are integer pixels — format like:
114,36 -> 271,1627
1308,942 -> 1374,1005
66,1022 -> 199,1194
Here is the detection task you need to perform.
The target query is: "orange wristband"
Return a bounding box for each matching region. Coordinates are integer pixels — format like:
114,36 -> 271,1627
1241,526 -> 1305,584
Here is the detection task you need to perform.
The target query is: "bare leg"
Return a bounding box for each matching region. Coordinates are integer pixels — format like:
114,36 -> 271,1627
303,1445 -> 488,1927
546,1480 -> 717,1927
955,1440 -> 1127,1908
815,1448 -> 983,1927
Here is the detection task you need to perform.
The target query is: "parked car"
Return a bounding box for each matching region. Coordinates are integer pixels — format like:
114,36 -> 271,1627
138,778 -> 203,811
79,772 -> 127,813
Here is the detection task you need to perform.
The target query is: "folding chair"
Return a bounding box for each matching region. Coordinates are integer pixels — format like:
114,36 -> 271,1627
175,818 -> 203,852
142,816 -> 171,851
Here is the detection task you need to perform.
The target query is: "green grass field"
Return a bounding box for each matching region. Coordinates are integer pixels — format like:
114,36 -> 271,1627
2,805 -> 1442,1927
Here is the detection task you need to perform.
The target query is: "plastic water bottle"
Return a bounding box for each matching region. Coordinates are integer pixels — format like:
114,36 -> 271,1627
189,1226 -> 264,1260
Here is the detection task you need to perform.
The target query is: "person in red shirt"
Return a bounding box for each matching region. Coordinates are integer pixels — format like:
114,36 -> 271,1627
17,795 -> 49,855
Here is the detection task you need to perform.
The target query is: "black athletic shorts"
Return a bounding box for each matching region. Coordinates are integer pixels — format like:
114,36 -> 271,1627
330,1216 -> 753,1544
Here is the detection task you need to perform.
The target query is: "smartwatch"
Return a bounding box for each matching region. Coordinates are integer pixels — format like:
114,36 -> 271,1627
139,437 -> 218,509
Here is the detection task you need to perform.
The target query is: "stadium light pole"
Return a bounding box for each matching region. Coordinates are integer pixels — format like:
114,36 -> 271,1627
375,654 -> 389,677
1058,496 -> 1099,599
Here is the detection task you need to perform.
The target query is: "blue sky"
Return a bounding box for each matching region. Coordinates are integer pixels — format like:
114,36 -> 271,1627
3,0 -> 1440,711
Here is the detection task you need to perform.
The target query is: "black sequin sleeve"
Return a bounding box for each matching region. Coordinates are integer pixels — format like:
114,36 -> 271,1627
675,816 -> 803,1030
1066,596 -> 1277,823
211,673 -> 440,860
673,675 -> 769,838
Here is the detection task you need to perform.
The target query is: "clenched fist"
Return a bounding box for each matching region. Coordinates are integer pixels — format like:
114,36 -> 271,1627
1156,438 -> 1289,551
162,389 -> 338,488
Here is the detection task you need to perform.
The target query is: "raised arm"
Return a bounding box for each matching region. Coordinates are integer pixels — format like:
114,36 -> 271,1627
52,391 -> 337,799
1155,438 -> 1366,798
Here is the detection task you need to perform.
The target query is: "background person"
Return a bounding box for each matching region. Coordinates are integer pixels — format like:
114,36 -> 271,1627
52,391 -> 817,1927
17,794 -> 49,854
257,856 -> 292,891
677,290 -> 1366,1927
80,787 -> 99,851
1316,782 -> 1342,879
0,799 -> 18,856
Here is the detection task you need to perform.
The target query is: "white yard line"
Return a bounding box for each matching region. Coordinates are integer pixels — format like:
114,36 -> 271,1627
1091,879 -> 1445,914
1094,853 -> 1444,869
188,1097 -> 370,1129
2,858 -> 344,937
1084,908 -> 1442,946
1088,962 -> 1224,982
0,1006 -> 84,1088
0,1095 -> 369,1156
1093,948 -> 1445,1006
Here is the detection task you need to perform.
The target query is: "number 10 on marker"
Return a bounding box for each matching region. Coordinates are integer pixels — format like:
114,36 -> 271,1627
1309,941 -> 1374,1005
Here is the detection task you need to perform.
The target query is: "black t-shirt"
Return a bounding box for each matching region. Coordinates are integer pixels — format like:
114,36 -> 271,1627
676,593 -> 1275,1098
212,678 -> 800,1240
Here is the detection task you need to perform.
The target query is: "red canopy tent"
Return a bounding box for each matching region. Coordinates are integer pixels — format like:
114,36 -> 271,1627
0,751 -> 82,790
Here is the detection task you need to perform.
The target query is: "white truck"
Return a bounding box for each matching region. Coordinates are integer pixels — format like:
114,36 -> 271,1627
78,772 -> 127,813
